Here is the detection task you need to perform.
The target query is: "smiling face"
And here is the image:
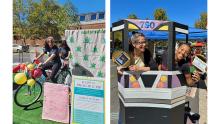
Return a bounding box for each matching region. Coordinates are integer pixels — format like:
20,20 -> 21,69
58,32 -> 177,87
47,38 -> 54,48
132,36 -> 147,53
175,44 -> 191,61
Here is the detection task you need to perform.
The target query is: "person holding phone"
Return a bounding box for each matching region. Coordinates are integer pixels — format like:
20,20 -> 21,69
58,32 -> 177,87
161,43 -> 201,86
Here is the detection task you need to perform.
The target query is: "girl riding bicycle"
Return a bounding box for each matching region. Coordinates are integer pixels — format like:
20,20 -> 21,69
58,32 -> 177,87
35,36 -> 61,83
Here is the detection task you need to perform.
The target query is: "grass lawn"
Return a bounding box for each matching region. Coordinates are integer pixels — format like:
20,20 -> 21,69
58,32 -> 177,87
13,95 -> 63,124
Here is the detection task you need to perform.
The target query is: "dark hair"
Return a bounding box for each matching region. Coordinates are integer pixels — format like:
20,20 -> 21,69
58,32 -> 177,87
178,43 -> 191,50
59,40 -> 69,49
44,39 -> 50,50
176,43 -> 192,64
44,36 -> 57,51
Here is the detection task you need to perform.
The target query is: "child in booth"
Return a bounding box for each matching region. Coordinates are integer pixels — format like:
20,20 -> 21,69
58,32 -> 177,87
186,54 -> 207,89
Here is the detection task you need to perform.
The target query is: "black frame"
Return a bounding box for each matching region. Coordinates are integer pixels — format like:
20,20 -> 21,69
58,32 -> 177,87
112,19 -> 189,88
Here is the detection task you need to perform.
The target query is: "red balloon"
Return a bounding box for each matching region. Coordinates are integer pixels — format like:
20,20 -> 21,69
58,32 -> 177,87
34,59 -> 40,64
13,65 -> 20,73
30,69 -> 35,78
33,69 -> 42,78
20,63 -> 26,70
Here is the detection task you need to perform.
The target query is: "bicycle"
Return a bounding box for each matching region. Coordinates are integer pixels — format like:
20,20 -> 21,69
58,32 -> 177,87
13,60 -> 72,107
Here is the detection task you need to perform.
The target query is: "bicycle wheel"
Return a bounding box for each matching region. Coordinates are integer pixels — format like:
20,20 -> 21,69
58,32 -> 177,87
14,81 -> 42,107
56,68 -> 71,84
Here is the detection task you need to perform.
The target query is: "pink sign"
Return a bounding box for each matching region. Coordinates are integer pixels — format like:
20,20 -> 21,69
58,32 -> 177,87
42,83 -> 69,123
126,19 -> 168,30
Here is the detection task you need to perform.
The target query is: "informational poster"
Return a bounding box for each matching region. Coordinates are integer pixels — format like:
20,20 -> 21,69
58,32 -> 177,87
65,29 -> 105,78
71,76 -> 105,124
42,83 -> 69,123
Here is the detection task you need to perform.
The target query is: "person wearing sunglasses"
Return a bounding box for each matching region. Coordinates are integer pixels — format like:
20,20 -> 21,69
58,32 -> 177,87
117,32 -> 157,75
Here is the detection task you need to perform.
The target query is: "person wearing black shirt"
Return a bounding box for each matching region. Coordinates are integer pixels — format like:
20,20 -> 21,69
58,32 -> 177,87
35,36 -> 61,83
161,43 -> 202,87
59,40 -> 71,60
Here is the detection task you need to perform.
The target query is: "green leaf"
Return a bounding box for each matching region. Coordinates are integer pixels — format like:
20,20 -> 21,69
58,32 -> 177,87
97,71 -> 104,77
92,46 -> 98,53
75,46 -> 81,52
83,36 -> 91,43
90,63 -> 96,69
99,55 -> 105,62
83,54 -> 89,61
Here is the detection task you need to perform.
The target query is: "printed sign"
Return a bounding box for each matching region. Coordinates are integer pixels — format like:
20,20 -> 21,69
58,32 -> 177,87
42,83 -> 69,123
71,76 -> 105,124
126,19 -> 168,30
192,56 -> 207,72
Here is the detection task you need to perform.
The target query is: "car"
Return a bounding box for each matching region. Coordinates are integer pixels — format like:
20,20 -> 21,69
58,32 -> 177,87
22,45 -> 29,52
13,44 -> 23,53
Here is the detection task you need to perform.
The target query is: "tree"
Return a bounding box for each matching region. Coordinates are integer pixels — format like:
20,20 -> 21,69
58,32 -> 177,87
13,0 -> 79,42
63,0 -> 79,25
128,14 -> 138,19
153,8 -> 168,21
194,12 -> 207,29
13,0 -> 33,45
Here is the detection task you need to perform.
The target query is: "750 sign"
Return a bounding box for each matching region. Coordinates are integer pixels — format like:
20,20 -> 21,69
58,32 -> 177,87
140,21 -> 156,29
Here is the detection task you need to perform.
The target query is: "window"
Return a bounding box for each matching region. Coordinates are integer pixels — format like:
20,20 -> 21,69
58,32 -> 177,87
80,16 -> 85,21
99,13 -> 104,19
91,14 -> 96,20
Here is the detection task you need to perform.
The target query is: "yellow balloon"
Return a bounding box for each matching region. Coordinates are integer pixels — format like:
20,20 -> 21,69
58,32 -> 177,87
27,79 -> 36,87
27,64 -> 35,70
160,75 -> 168,82
14,73 -> 27,85
129,75 -> 136,82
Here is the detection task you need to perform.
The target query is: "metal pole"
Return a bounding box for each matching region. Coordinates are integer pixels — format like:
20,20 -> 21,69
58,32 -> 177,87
19,50 -> 20,62
123,20 -> 129,52
167,22 -> 176,71
22,51 -> 23,62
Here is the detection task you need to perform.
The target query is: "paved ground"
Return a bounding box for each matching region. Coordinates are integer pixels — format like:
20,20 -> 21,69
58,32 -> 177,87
110,62 -> 119,124
199,86 -> 207,124
13,52 -> 32,63
13,47 -> 45,64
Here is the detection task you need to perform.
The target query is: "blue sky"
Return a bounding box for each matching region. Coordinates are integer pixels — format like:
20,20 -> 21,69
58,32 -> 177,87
58,0 -> 105,14
111,0 -> 207,27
